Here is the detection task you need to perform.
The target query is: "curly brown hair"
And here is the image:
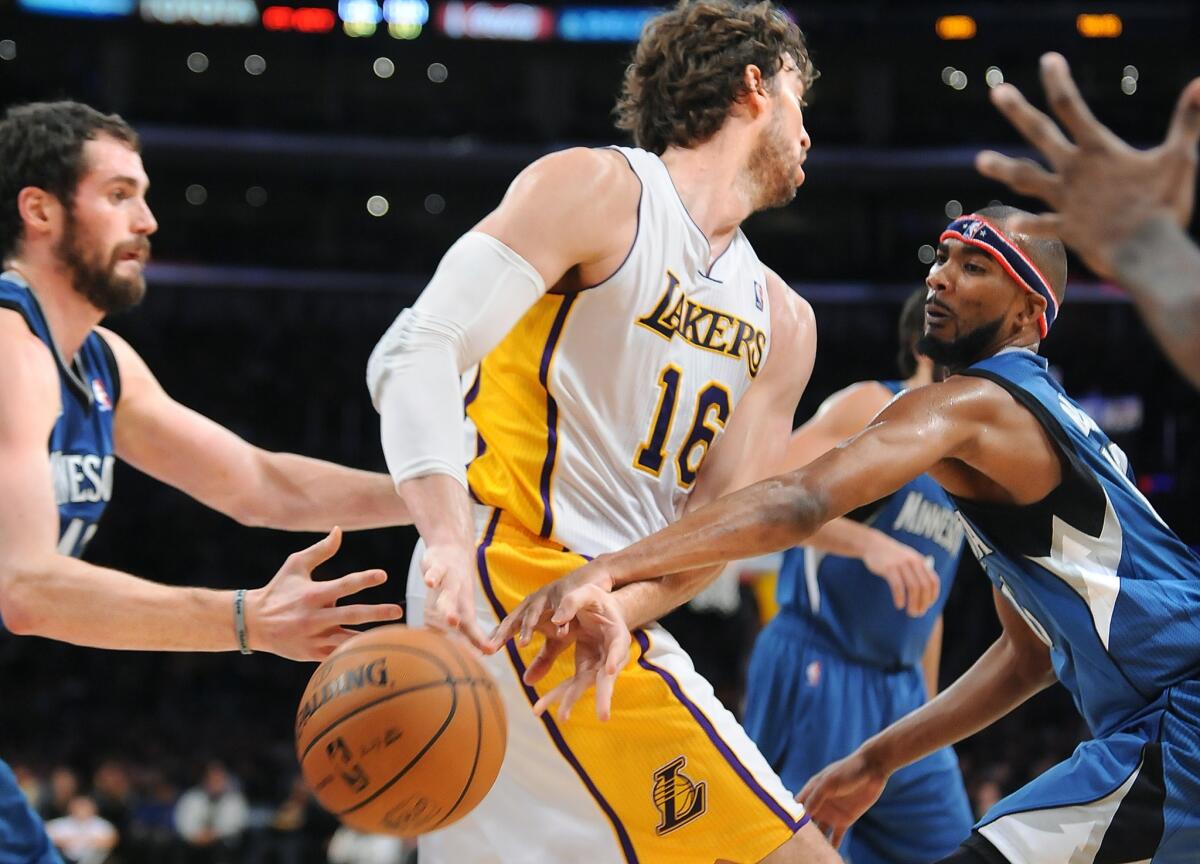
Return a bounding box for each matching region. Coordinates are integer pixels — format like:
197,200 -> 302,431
614,0 -> 816,154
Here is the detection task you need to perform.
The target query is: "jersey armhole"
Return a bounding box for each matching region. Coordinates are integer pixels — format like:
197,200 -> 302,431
93,331 -> 122,406
0,298 -> 37,334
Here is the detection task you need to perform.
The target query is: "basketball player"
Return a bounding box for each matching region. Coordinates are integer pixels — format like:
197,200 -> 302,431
977,52 -> 1200,388
368,2 -> 842,860
743,288 -> 972,864
501,205 -> 1200,863
0,101 -> 406,864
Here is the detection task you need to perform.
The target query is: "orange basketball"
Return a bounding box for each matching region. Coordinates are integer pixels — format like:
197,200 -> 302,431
295,625 -> 506,836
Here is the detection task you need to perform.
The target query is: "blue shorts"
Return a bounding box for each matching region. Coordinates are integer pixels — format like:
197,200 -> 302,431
975,679 -> 1200,863
0,760 -> 60,864
745,613 -> 973,864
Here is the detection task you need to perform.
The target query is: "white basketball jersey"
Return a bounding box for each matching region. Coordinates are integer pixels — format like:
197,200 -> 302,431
465,146 -> 772,558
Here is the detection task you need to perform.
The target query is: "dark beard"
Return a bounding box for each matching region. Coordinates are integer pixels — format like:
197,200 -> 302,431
56,213 -> 147,314
917,315 -> 1004,373
747,113 -> 797,210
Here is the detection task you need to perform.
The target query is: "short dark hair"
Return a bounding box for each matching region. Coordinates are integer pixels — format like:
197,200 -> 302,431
0,101 -> 140,260
614,0 -> 817,154
896,287 -> 927,378
974,204 -> 1068,302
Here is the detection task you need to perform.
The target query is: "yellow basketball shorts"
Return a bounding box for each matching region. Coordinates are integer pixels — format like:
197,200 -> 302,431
408,507 -> 807,864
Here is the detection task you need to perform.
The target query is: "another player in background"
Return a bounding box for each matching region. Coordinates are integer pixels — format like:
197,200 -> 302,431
743,288 -> 972,864
502,204 -> 1200,863
369,2 -> 842,860
0,101 -> 406,864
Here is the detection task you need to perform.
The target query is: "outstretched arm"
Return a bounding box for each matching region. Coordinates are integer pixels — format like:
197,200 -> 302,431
102,328 -> 410,532
976,52 -> 1200,388
0,315 -> 401,659
798,588 -> 1055,848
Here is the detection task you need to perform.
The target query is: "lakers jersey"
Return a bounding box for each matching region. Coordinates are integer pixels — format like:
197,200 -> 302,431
465,147 -> 772,557
0,272 -> 120,558
955,348 -> 1200,737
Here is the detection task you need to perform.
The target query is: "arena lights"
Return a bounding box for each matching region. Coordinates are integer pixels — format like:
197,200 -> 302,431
935,14 -> 975,40
339,0 -> 381,36
245,186 -> 268,207
1077,13 -> 1122,38
426,61 -> 448,82
373,56 -> 395,78
424,193 -> 445,214
186,51 -> 208,72
383,0 -> 428,39
366,195 -> 390,217
437,1 -> 555,41
0,40 -> 15,60
19,0 -> 133,17
185,184 -> 207,206
140,0 -> 256,25
558,6 -> 658,42
985,66 -> 1004,88
244,53 -> 266,75
1121,64 -> 1138,96
262,6 -> 336,32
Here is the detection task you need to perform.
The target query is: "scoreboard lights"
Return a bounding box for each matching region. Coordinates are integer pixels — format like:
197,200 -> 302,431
262,5 -> 336,31
437,1 -> 555,41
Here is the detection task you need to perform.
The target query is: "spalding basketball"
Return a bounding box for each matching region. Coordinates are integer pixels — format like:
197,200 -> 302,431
295,625 -> 506,836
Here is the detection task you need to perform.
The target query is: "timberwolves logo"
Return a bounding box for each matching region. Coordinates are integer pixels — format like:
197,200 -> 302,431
652,756 -> 707,835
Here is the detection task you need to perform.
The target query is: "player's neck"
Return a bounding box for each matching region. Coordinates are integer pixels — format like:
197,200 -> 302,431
5,253 -> 103,359
660,141 -> 755,262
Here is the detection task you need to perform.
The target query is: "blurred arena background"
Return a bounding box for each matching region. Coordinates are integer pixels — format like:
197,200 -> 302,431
1,1 -> 1198,861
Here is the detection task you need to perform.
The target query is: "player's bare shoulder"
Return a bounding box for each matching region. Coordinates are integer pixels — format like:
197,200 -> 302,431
757,267 -> 816,385
0,309 -> 60,433
476,147 -> 639,287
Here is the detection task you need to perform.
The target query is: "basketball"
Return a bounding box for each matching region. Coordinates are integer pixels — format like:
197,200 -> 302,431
294,625 -> 506,836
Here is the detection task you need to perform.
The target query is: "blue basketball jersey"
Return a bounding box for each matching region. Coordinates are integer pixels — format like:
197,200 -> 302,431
954,348 -> 1200,737
775,381 -> 965,669
0,272 -> 120,558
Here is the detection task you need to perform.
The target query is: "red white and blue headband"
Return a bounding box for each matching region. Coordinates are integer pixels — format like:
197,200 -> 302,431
940,215 -> 1059,337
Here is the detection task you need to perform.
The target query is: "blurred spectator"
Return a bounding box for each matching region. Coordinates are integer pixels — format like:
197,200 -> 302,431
45,795 -> 118,864
128,770 -> 179,864
174,763 -> 248,864
326,827 -> 407,864
91,761 -> 134,860
39,765 -> 79,821
10,763 -> 43,806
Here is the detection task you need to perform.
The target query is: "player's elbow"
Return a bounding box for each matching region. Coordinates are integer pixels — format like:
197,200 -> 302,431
759,473 -> 828,547
0,563 -> 46,636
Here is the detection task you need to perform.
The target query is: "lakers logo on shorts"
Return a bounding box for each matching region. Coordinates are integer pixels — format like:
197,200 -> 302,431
652,755 -> 707,835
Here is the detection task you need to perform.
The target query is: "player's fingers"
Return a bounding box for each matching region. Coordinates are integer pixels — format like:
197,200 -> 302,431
1005,212 -> 1064,239
524,636 -> 569,685
318,603 -> 404,628
423,563 -> 445,589
989,83 -> 1075,168
884,572 -> 905,611
975,151 -> 1063,207
550,585 -> 594,627
1039,53 -> 1115,148
556,673 -> 593,723
532,678 -> 571,717
289,527 -> 343,571
594,639 -> 629,722
314,569 -> 388,604
519,596 -> 548,647
487,610 -> 520,652
1164,77 -> 1200,154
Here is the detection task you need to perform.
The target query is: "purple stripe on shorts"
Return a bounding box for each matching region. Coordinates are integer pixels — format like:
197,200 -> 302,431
476,508 -> 640,864
537,294 -> 576,539
633,629 -> 808,833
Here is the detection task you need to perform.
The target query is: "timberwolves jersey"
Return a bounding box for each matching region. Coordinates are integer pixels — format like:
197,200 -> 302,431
0,272 -> 120,558
464,146 -> 772,556
955,348 -> 1200,737
775,381 -> 965,668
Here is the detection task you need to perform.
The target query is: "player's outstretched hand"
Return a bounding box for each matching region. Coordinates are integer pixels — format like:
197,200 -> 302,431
247,527 -> 403,661
421,542 -> 491,651
862,535 -> 940,617
796,751 -> 889,850
976,52 -> 1200,279
527,584 -> 631,723
487,558 -> 615,652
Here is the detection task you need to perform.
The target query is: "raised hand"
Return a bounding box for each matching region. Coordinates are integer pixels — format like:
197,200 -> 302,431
245,527 -> 403,661
861,536 -> 940,617
796,751 -> 889,850
421,542 -> 490,650
976,52 -> 1200,279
